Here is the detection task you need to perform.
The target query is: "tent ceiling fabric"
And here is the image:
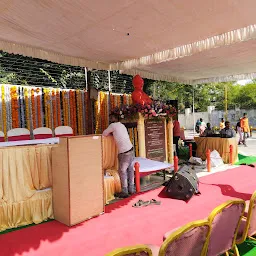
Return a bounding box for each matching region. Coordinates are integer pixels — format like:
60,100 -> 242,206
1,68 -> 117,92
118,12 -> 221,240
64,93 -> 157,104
1,0 -> 256,83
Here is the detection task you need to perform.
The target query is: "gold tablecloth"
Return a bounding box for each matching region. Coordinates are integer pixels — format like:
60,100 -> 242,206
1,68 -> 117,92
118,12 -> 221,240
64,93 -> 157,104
0,145 -> 55,231
0,136 -> 120,231
104,177 -> 115,204
194,137 -> 238,164
102,136 -> 121,202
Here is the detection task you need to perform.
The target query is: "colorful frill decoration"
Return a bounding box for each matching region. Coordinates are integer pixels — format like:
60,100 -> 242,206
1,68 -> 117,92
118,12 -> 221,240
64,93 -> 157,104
0,85 -> 133,136
0,84 -> 90,136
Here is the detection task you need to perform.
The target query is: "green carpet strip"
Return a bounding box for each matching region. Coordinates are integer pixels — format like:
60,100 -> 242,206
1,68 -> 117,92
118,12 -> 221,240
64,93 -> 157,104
235,154 -> 256,166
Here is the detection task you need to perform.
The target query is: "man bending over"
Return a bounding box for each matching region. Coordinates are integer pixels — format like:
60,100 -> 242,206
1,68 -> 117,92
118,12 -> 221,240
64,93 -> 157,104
103,114 -> 134,198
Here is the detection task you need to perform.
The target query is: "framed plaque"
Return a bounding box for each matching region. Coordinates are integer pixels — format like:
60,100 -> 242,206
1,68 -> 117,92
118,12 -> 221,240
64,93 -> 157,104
145,119 -> 166,162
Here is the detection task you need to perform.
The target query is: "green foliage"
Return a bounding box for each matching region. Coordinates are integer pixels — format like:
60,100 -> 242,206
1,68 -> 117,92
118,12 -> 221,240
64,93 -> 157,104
146,80 -> 256,112
0,51 -> 86,88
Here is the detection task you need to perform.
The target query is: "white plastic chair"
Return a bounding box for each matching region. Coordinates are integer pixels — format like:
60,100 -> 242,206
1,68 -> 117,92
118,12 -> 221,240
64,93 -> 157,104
7,128 -> 30,141
0,131 -> 5,142
54,126 -> 73,137
33,127 -> 53,139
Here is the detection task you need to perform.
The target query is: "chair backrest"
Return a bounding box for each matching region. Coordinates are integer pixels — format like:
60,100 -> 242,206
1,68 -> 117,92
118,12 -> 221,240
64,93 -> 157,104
105,245 -> 153,256
33,127 -> 53,139
239,191 -> 256,242
55,126 -> 73,137
159,220 -> 210,256
0,131 -> 5,142
206,200 -> 245,256
7,128 -> 31,141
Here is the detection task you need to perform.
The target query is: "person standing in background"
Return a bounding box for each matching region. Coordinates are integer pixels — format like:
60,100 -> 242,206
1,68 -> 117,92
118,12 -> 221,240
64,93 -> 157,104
241,113 -> 250,138
236,119 -> 246,146
220,118 -> 225,130
199,118 -> 206,136
173,119 -> 180,157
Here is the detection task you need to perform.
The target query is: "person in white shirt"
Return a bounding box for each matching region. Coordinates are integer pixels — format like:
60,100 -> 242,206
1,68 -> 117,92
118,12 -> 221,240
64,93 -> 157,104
199,118 -> 206,135
103,114 -> 134,198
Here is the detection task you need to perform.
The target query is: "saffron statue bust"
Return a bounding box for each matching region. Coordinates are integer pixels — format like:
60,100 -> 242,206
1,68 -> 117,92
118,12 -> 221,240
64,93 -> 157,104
131,75 -> 152,105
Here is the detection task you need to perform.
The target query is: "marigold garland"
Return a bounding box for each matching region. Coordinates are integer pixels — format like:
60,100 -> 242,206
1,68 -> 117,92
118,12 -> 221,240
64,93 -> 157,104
56,89 -> 61,126
94,97 -> 101,134
52,90 -> 57,129
36,88 -> 42,127
0,84 -> 132,137
1,85 -> 7,137
24,88 -> 31,130
134,127 -> 139,156
10,86 -> 19,128
76,90 -> 83,135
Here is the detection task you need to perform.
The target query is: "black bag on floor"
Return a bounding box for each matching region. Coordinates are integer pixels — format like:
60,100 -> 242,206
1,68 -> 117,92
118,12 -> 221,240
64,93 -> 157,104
164,165 -> 200,201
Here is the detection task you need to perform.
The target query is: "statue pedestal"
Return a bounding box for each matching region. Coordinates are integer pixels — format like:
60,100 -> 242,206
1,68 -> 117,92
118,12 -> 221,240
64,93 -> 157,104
130,113 -> 174,163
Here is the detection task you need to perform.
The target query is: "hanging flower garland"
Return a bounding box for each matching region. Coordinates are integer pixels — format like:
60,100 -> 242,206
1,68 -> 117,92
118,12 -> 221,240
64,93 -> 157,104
0,83 -> 133,136
62,91 -> 67,126
5,86 -> 12,132
85,91 -> 89,134
31,88 -> 37,129
123,94 -> 127,105
110,94 -> 115,111
134,127 -> 139,156
10,86 -> 19,128
69,90 -> 77,135
43,88 -> 49,128
36,88 -> 42,127
76,90 -> 83,135
52,89 -> 57,129
105,93 -> 109,127
24,87 -> 31,130
99,92 -> 105,131
95,94 -> 101,134
56,89 -> 61,127
0,85 -> 3,132
1,85 -> 7,137
20,87 -> 25,128
81,90 -> 86,135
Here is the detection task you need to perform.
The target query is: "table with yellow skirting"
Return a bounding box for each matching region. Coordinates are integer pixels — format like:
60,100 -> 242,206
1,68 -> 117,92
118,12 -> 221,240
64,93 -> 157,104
0,145 -> 55,232
0,136 -> 121,231
102,137 -> 121,202
194,137 -> 238,164
104,176 -> 115,204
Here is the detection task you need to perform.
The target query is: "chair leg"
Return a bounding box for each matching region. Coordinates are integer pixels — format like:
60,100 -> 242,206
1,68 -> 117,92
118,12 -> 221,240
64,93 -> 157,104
233,245 -> 240,256
249,236 -> 256,241
225,252 -> 230,256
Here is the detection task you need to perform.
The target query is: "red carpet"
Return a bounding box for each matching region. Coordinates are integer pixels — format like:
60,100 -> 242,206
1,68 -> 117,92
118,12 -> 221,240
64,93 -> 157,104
1,166 -> 256,256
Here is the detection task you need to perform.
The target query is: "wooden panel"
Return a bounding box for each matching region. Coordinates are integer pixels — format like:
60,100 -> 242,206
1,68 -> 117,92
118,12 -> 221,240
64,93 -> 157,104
68,136 -> 104,225
52,138 -> 70,225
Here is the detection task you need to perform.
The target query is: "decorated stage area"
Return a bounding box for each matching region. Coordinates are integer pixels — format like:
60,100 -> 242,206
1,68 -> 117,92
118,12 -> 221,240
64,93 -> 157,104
1,164 -> 256,256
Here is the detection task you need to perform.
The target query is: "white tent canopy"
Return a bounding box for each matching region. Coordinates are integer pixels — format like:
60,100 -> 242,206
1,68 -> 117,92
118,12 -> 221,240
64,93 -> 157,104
1,0 -> 256,84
